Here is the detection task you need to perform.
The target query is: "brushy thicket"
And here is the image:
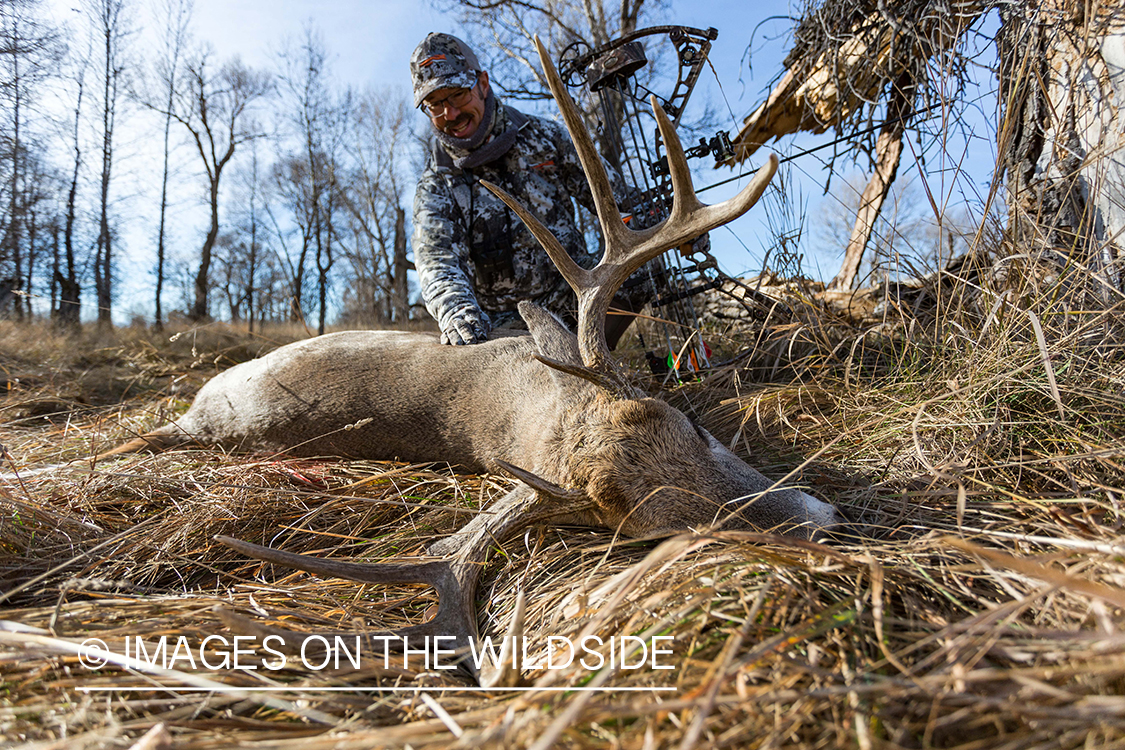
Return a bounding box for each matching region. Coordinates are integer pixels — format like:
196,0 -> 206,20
1,246 -> 1124,749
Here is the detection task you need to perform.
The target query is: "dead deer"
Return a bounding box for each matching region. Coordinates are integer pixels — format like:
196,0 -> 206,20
65,39 -> 841,685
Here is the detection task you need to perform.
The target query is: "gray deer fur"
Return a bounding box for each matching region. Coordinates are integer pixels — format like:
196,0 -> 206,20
107,301 -> 839,539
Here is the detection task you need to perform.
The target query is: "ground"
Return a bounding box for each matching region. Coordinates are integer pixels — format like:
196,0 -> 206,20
1,306 -> 1123,749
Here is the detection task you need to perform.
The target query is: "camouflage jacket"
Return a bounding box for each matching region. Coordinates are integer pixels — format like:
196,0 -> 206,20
412,105 -> 628,332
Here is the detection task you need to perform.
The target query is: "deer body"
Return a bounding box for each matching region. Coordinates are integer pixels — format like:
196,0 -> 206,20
150,329 -> 553,470
127,302 -> 838,539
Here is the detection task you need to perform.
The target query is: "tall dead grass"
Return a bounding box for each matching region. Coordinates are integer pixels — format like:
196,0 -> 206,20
1,252 -> 1124,749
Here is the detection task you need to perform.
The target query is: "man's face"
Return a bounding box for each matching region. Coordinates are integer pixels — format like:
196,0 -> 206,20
425,71 -> 489,140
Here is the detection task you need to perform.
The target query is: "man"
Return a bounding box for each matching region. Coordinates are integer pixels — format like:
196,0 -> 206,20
410,32 -> 647,346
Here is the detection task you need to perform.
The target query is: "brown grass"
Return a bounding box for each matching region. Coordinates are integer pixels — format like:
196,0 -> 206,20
2,264 -> 1124,750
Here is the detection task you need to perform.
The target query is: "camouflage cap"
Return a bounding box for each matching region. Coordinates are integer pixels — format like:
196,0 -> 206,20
410,33 -> 482,108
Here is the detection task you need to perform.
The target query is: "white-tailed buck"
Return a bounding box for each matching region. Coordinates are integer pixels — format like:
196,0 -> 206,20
79,39 -> 841,684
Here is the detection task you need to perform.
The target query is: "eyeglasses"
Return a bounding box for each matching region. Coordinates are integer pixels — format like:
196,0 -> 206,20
421,82 -> 477,117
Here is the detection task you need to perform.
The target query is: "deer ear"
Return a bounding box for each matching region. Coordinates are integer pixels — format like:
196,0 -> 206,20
520,301 -> 582,365
521,301 -> 623,392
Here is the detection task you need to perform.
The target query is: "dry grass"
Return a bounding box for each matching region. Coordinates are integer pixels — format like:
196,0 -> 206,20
1,263 -> 1124,750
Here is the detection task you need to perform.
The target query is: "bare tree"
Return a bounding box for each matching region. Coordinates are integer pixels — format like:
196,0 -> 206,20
87,0 -> 130,328
312,146 -> 340,335
55,45 -> 86,329
275,25 -> 347,334
340,87 -> 413,324
213,231 -> 246,321
268,153 -> 314,325
0,0 -> 59,319
216,140 -> 265,330
19,150 -> 53,317
161,49 -> 270,321
248,249 -> 287,327
148,0 -> 192,331
240,140 -> 262,331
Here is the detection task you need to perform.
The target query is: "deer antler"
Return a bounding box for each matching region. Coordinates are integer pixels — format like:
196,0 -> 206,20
217,466 -> 595,686
482,35 -> 778,386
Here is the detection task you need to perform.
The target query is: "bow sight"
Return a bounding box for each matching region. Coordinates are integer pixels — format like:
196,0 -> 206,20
558,26 -> 764,381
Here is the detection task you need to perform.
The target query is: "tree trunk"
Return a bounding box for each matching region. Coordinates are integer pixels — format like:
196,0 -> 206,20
999,0 -> 1125,294
58,142 -> 82,329
4,26 -> 21,321
315,190 -> 335,336
290,237 -> 309,323
393,205 -> 409,323
95,7 -> 117,329
56,63 -> 84,330
97,215 -> 112,326
317,252 -> 329,334
152,0 -> 191,332
192,178 -> 220,320
6,210 -> 23,321
49,220 -> 59,316
829,74 -> 914,291
247,190 -> 257,334
25,204 -> 36,319
154,104 -> 172,332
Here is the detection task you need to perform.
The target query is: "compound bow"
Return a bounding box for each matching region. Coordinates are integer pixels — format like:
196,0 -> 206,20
558,26 -> 777,380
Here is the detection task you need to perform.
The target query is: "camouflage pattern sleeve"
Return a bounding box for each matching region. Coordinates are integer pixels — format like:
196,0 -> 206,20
411,159 -> 492,342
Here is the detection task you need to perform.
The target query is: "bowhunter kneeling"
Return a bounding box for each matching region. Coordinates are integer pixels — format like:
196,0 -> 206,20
410,32 -> 707,348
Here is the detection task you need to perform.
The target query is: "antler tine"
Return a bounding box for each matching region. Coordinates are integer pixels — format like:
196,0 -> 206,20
217,534 -> 488,679
532,35 -> 636,256
217,535 -> 451,590
216,536 -> 469,628
651,102 -> 778,249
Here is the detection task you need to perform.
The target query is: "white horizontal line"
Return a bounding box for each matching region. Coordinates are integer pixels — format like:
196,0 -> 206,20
77,686 -> 676,693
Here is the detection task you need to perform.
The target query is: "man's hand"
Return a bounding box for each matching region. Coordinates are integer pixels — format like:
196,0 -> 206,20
440,307 -> 491,345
